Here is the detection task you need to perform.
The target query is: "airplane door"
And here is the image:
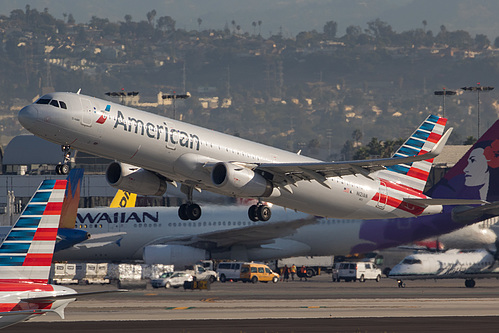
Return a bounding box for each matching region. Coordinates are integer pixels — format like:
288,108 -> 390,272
80,98 -> 93,127
376,180 -> 387,210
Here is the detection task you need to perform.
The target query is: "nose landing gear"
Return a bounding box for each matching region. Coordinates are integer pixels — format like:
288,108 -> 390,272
55,145 -> 72,175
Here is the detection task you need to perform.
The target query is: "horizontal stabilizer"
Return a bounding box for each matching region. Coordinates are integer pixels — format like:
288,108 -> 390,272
403,198 -> 488,206
451,202 -> 499,223
22,289 -> 127,302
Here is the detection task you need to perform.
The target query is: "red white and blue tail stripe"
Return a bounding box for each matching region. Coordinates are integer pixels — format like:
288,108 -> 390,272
383,115 -> 447,193
0,179 -> 67,284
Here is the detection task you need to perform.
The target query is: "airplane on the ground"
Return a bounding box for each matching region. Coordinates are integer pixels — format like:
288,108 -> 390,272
53,204 -> 497,268
388,248 -> 499,288
0,173 -> 125,329
19,92 -> 467,222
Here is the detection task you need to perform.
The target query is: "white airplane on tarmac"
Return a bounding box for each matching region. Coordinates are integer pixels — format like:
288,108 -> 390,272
18,92 -> 461,222
389,248 -> 499,288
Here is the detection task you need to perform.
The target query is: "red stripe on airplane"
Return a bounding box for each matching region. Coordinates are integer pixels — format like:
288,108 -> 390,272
43,202 -> 63,215
23,253 -> 54,266
437,118 -> 447,125
380,179 -> 427,197
371,193 -> 425,215
33,228 -> 58,241
54,180 -> 67,189
406,167 -> 430,181
0,282 -> 54,291
427,132 -> 442,143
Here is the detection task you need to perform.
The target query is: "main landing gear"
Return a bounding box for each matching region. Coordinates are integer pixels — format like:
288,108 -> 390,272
248,203 -> 271,222
178,203 -> 201,221
178,185 -> 202,221
55,145 -> 72,175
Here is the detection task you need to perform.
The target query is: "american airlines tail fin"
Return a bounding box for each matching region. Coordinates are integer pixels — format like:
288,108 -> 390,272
426,118 -> 499,204
384,115 -> 447,193
0,179 -> 67,284
110,190 -> 137,208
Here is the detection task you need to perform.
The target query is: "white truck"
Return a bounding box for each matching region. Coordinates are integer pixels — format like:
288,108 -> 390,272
275,256 -> 334,278
183,264 -> 218,283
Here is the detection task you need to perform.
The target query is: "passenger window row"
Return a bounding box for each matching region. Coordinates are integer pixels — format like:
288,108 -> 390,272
36,98 -> 67,109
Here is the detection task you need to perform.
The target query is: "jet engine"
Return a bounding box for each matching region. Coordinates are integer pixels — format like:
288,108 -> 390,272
211,162 -> 274,197
143,245 -> 209,267
106,162 -> 167,196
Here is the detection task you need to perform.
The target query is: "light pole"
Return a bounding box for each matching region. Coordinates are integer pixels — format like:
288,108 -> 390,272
433,88 -> 456,118
105,90 -> 139,105
461,83 -> 494,138
162,91 -> 191,120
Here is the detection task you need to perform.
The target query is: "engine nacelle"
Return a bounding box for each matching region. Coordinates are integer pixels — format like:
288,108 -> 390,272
106,162 -> 166,196
211,162 -> 273,197
143,245 -> 209,267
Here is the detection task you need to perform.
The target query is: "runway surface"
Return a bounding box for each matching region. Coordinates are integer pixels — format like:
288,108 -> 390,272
9,275 -> 499,332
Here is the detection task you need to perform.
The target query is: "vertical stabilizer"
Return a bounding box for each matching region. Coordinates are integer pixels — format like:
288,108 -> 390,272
383,115 -> 447,192
110,190 -> 137,208
427,118 -> 499,202
0,179 -> 67,284
59,168 -> 84,229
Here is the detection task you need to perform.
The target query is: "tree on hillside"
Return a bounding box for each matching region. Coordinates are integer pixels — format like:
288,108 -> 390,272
323,20 -> 337,39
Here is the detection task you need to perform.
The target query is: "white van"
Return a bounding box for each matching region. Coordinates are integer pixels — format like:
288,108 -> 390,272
216,262 -> 246,282
336,262 -> 382,282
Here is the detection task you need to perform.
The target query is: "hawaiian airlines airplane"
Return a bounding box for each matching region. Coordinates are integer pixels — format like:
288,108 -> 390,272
19,92 -> 460,222
0,172 -> 124,329
388,249 -> 499,288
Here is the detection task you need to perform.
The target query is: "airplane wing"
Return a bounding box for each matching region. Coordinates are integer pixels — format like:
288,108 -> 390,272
146,215 -> 317,250
69,232 -> 127,249
403,198 -> 489,206
238,128 -> 452,188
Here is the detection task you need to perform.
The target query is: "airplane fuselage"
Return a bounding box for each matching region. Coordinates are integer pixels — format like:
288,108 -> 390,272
18,92 -> 437,219
49,206 -> 496,263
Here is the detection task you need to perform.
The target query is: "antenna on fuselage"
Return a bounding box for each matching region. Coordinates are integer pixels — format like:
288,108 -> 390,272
76,88 -> 81,94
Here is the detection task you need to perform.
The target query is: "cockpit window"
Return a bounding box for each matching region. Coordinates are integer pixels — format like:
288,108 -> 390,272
36,98 -> 51,104
60,101 -> 67,109
402,258 -> 422,265
50,100 -> 59,107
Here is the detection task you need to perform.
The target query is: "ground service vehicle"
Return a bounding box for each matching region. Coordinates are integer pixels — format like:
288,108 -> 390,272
217,262 -> 246,282
276,256 -> 334,277
336,262 -> 382,282
184,264 -> 218,283
240,263 -> 280,283
150,272 -> 192,289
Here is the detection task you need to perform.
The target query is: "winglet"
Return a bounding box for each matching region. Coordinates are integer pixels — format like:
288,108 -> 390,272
425,127 -> 453,159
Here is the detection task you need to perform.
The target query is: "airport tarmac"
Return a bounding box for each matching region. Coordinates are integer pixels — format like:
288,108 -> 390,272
11,275 -> 499,332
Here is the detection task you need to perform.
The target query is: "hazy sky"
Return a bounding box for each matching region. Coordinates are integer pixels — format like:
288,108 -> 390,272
1,0 -> 499,39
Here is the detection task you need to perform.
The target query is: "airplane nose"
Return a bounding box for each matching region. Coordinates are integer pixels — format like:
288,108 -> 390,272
18,104 -> 38,130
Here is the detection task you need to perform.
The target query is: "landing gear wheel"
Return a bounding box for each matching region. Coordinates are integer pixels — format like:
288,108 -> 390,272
60,164 -> 70,175
257,205 -> 271,221
178,204 -> 189,220
248,205 -> 259,222
55,164 -> 61,175
187,203 -> 201,220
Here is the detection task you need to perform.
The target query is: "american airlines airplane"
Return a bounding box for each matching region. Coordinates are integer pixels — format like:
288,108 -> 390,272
0,174 -> 124,329
389,249 -> 499,288
18,91 -> 460,222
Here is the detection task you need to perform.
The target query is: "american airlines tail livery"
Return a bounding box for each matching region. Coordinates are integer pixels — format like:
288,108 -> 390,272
0,171 -> 125,329
19,92 -> 459,221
